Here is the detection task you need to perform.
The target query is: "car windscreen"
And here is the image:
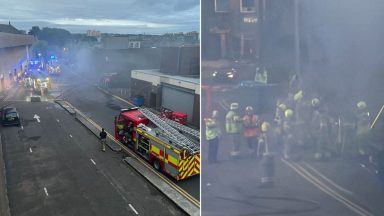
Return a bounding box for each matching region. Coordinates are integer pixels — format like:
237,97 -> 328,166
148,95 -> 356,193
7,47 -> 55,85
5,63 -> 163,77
5,112 -> 18,120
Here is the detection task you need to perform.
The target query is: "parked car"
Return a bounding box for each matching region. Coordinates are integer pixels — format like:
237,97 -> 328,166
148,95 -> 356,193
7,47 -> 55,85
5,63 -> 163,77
2,107 -> 21,126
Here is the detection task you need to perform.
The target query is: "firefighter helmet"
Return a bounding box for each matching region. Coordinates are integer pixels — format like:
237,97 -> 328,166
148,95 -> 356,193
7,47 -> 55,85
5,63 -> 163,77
245,106 -> 253,113
230,103 -> 239,110
294,90 -> 303,102
357,101 -> 366,110
278,103 -> 287,111
261,122 -> 270,132
285,109 -> 294,119
311,98 -> 320,107
212,110 -> 219,118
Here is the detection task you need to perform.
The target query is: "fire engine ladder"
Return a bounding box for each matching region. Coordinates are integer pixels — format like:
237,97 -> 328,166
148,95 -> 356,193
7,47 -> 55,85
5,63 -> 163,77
139,107 -> 200,154
161,117 -> 200,140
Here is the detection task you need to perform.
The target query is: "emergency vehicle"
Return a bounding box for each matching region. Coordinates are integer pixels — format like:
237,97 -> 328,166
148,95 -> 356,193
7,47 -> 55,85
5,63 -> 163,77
115,107 -> 200,180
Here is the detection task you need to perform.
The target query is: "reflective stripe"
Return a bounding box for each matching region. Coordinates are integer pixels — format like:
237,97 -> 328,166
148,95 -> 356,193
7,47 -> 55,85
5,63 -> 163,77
151,145 -> 160,155
167,154 -> 178,166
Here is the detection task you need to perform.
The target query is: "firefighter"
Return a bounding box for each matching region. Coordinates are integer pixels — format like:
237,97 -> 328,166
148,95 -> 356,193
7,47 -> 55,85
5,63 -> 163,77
310,98 -> 323,159
243,106 -> 261,156
258,122 -> 271,156
294,90 -> 304,120
205,110 -> 221,163
274,101 -> 287,146
99,128 -> 107,152
124,122 -> 134,145
116,120 -> 125,137
226,103 -> 243,157
283,109 -> 295,159
355,101 -> 371,158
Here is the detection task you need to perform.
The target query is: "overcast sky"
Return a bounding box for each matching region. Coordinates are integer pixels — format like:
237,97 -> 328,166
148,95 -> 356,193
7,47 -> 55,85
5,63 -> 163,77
0,0 -> 199,34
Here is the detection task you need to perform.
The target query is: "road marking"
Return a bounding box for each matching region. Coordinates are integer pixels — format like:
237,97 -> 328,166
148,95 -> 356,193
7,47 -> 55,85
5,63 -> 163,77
97,87 -> 134,106
21,126 -> 23,130
129,204 -> 139,215
303,163 -> 353,195
29,148 -> 32,153
282,159 -> 373,216
63,100 -> 200,207
44,187 -> 49,196
56,119 -> 60,123
33,114 -> 40,123
69,134 -> 73,138
90,159 -> 96,165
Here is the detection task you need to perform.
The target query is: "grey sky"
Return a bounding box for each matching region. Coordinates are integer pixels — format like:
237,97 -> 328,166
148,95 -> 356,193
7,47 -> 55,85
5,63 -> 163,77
0,0 -> 199,34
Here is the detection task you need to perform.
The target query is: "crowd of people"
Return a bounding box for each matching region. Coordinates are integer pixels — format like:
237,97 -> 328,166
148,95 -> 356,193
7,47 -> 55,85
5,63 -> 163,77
204,89 -> 382,166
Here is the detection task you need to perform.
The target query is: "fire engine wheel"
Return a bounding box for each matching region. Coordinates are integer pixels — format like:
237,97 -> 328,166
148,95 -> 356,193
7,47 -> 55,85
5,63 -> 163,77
153,160 -> 162,172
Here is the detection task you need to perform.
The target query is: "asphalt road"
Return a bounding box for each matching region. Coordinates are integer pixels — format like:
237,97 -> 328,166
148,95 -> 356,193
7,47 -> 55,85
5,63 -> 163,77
1,84 -> 186,215
201,89 -> 384,216
54,66 -> 200,200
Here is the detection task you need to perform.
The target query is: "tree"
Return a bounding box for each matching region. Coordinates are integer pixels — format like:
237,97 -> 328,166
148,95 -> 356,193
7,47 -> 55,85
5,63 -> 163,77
28,26 -> 41,37
28,27 -> 72,47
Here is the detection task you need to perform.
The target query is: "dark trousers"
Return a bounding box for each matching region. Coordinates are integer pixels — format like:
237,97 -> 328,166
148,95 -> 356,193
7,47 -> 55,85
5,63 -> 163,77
208,137 -> 219,163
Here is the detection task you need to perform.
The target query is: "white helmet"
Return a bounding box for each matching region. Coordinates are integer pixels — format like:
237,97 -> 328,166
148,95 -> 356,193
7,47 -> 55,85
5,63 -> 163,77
230,103 -> 239,110
212,110 -> 219,118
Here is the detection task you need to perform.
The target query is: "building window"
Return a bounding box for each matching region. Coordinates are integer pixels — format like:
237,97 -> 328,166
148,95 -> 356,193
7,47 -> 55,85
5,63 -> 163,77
215,0 -> 229,12
240,0 -> 256,13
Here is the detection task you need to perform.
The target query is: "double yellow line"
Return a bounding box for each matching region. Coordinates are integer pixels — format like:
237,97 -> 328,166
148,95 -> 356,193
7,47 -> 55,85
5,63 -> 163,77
282,159 -> 374,216
65,100 -> 200,207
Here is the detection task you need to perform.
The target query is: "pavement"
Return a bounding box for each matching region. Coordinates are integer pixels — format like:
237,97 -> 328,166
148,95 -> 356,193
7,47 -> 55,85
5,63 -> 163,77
54,67 -> 200,201
0,80 -> 186,215
201,94 -> 384,216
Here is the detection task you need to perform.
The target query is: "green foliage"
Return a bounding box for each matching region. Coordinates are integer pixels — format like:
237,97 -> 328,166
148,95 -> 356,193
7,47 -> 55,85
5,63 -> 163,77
28,27 -> 72,47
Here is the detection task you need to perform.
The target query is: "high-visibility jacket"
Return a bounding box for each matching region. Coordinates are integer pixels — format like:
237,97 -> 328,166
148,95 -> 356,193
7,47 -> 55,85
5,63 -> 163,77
205,118 -> 220,140
226,110 -> 242,134
356,111 -> 370,136
243,114 -> 260,137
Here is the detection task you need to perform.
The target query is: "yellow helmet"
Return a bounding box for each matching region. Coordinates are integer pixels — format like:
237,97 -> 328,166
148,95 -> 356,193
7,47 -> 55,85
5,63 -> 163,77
261,122 -> 270,132
285,109 -> 294,119
357,101 -> 366,110
278,103 -> 287,111
311,98 -> 320,107
294,90 -> 303,102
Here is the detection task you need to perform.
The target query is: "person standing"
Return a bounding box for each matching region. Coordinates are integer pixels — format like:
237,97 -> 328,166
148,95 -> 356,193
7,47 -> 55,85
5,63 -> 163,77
226,103 -> 243,157
205,110 -> 221,163
243,106 -> 261,156
283,109 -> 295,159
99,128 -> 107,152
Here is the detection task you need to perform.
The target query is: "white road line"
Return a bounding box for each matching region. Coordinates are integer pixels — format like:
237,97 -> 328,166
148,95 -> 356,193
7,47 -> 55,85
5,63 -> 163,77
44,187 -> 49,196
282,159 -> 373,216
69,134 -> 73,138
90,159 -> 96,165
129,204 -> 139,215
21,126 -> 23,130
56,119 -> 60,123
304,163 -> 353,195
29,148 -> 32,153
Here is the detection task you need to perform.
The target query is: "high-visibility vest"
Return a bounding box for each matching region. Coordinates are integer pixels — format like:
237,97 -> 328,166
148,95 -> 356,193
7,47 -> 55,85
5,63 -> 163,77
356,111 -> 370,136
205,118 -> 220,141
243,114 -> 260,137
226,110 -> 242,134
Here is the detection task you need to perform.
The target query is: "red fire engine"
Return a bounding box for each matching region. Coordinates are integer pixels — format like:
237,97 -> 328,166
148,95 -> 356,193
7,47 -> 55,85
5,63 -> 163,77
114,107 -> 200,180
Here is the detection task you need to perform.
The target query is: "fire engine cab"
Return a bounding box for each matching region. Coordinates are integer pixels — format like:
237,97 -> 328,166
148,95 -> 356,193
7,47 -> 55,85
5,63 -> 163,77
114,107 -> 200,180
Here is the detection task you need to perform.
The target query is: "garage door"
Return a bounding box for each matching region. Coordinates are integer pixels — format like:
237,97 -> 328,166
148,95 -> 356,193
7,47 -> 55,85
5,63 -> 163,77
162,84 -> 194,122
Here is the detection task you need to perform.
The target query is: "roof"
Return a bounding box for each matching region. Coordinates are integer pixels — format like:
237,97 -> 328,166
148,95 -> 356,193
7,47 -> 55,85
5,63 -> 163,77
131,69 -> 200,95
0,23 -> 21,34
0,32 -> 35,49
121,109 -> 149,125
